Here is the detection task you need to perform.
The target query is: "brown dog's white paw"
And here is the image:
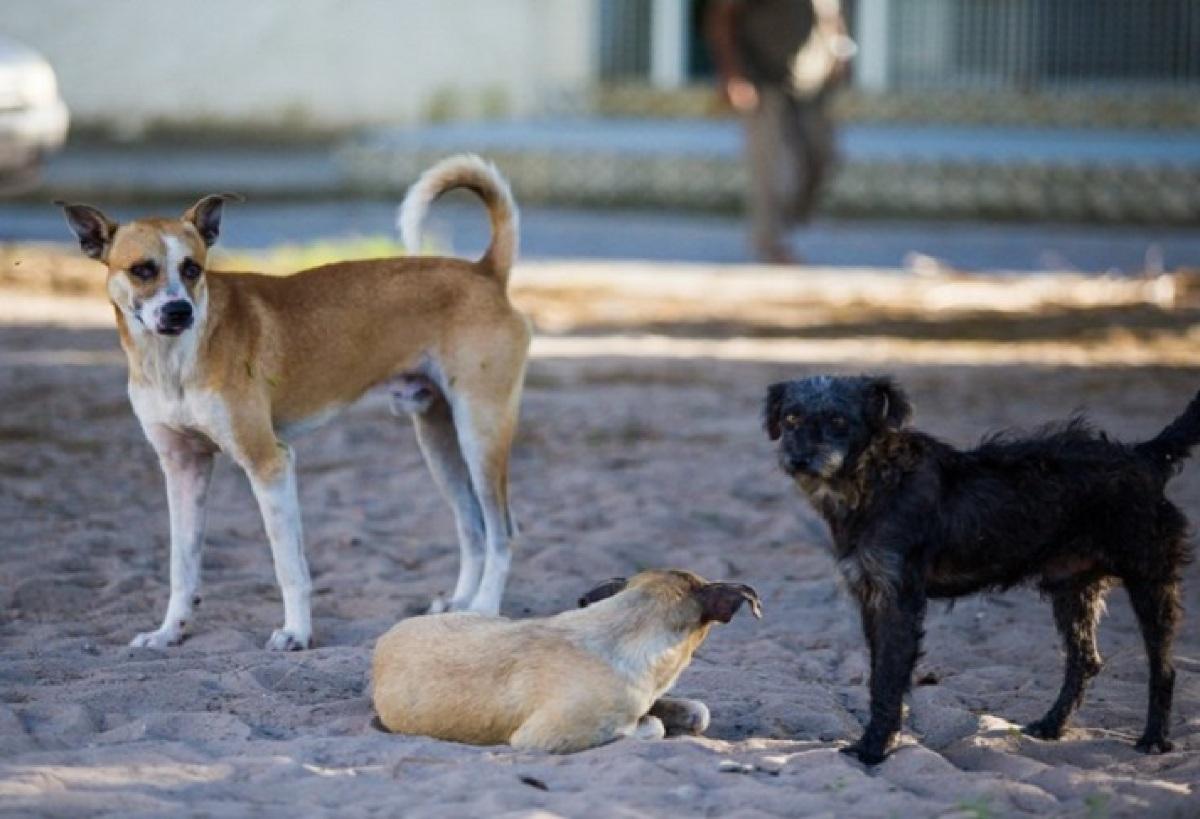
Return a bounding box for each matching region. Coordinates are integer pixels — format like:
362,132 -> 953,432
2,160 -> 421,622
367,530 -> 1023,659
129,628 -> 182,650
426,594 -> 473,615
265,628 -> 312,651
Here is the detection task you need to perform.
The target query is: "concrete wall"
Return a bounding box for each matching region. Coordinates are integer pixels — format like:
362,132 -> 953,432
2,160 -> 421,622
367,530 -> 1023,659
2,0 -> 596,133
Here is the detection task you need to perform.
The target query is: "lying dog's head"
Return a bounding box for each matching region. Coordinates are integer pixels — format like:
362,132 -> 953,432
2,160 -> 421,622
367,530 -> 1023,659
57,194 -> 242,338
579,569 -> 762,628
763,375 -> 913,480
577,570 -> 761,696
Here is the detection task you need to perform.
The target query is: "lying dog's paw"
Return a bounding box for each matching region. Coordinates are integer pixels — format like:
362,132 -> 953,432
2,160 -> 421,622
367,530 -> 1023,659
129,628 -> 182,650
839,741 -> 888,766
1022,718 -> 1065,741
631,715 -> 666,741
1135,734 -> 1174,754
651,697 -> 711,736
675,701 -> 710,736
265,629 -> 312,651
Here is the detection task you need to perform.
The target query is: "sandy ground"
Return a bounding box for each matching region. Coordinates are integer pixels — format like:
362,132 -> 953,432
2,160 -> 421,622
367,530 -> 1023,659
1,266 -> 1199,818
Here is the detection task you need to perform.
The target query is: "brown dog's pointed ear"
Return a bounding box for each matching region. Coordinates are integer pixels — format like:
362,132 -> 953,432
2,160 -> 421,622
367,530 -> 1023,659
763,382 -> 788,441
868,377 -> 913,430
56,201 -> 117,261
578,577 -> 628,608
695,583 -> 763,624
183,193 -> 243,247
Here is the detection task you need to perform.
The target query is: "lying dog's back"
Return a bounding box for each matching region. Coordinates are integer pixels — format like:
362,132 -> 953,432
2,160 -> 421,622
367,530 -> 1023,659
372,612 -> 632,748
371,570 -> 762,753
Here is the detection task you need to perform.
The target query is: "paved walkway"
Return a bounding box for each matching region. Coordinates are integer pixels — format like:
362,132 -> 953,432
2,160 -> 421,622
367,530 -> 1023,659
357,118 -> 1200,166
340,118 -> 1200,223
5,198 -> 1197,272
10,119 -> 1200,226
36,144 -> 344,200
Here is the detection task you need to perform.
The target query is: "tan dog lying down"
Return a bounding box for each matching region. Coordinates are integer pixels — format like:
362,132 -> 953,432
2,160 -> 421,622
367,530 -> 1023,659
372,570 -> 762,753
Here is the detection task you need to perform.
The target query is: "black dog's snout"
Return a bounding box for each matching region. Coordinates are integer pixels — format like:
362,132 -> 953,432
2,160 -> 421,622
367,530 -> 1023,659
781,451 -> 811,475
161,300 -> 193,327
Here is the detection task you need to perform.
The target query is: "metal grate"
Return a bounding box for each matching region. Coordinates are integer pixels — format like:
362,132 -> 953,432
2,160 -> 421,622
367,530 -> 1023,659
890,0 -> 1200,90
599,0 -> 654,80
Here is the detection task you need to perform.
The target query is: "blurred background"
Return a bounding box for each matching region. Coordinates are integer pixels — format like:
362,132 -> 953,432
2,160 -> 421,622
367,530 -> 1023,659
0,0 -> 1197,271
4,10 -> 1200,815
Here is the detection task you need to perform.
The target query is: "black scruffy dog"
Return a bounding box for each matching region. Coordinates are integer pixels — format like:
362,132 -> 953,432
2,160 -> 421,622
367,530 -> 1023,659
763,374 -> 1196,765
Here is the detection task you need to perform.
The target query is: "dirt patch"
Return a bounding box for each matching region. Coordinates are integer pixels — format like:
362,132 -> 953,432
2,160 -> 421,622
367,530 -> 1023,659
0,283 -> 1198,816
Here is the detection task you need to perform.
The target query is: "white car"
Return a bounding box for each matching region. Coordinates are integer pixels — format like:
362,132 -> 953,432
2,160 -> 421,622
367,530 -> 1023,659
0,36 -> 69,191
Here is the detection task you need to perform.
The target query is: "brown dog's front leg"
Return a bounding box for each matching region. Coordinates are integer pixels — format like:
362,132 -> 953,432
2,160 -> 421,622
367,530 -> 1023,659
843,586 -> 926,765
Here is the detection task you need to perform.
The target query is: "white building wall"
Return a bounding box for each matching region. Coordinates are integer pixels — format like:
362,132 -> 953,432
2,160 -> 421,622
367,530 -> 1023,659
2,0 -> 596,132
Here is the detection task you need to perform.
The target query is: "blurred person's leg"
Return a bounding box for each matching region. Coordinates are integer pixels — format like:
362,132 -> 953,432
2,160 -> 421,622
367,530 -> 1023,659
745,86 -> 799,264
783,96 -> 836,224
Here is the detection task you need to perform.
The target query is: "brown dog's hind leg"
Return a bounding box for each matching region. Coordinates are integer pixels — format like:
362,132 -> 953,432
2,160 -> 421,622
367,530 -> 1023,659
438,312 -> 530,617
1125,577 -> 1181,753
448,384 -> 524,616
411,393 -> 487,612
1024,578 -> 1107,741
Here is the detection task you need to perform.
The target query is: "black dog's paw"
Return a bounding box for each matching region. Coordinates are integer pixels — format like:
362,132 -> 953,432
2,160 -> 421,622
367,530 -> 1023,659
1135,734 -> 1174,754
839,741 -> 888,765
1022,718 -> 1064,741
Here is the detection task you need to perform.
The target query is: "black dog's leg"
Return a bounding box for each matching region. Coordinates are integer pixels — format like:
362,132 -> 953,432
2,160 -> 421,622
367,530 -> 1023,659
860,602 -> 879,670
1126,578 -> 1180,753
1024,580 -> 1105,740
842,584 -> 926,764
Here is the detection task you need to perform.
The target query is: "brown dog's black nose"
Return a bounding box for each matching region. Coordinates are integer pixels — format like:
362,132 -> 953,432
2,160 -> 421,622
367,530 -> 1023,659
161,300 -> 193,328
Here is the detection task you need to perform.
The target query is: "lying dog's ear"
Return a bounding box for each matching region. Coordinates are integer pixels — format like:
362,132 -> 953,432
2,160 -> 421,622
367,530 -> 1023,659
695,583 -> 763,624
56,201 -> 117,261
868,377 -> 913,430
183,192 -> 244,247
578,577 -> 628,608
763,382 -> 788,441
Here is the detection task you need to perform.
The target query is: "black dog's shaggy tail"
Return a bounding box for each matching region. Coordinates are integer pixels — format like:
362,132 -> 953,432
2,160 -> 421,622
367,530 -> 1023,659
1136,388 -> 1200,479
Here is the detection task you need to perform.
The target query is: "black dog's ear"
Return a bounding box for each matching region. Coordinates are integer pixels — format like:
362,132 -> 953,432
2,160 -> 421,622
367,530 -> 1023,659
578,577 -> 628,608
183,193 -> 243,247
763,382 -> 788,441
868,377 -> 913,430
695,583 -> 763,624
56,201 -> 117,261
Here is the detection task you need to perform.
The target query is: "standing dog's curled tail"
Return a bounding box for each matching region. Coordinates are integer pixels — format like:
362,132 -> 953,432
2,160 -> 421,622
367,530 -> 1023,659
1136,388 -> 1200,479
397,154 -> 519,286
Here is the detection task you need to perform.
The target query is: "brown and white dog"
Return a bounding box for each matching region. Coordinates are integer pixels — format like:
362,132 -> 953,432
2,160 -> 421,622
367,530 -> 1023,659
57,155 -> 531,650
371,569 -> 762,753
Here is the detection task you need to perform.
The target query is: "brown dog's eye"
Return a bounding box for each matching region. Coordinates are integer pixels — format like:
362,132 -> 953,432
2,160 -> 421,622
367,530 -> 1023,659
784,413 -> 802,427
128,261 -> 158,280
180,258 -> 203,280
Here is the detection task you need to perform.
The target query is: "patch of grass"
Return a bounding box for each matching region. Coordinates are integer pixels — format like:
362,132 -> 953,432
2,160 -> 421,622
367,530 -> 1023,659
1084,792 -> 1110,819
218,236 -> 410,275
957,795 -> 994,819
